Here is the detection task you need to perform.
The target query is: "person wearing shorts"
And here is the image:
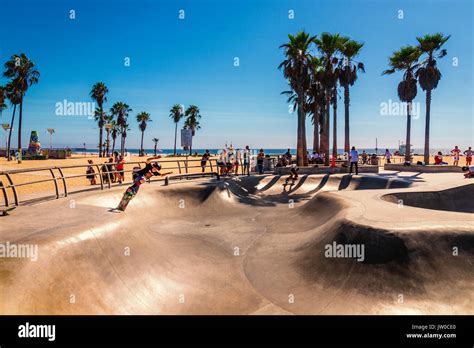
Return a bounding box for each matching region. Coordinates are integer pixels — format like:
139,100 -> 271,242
243,146 -> 251,176
451,146 -> 461,166
464,147 -> 472,166
116,155 -> 125,184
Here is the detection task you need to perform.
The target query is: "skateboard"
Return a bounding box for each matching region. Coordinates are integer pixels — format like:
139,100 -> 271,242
116,191 -> 134,211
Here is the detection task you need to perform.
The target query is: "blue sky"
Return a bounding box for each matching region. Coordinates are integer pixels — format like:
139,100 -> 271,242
0,0 -> 472,150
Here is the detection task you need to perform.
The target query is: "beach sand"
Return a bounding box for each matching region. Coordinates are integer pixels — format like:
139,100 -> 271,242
0,154 -> 216,200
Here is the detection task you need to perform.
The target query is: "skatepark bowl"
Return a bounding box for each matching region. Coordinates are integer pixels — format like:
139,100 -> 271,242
0,173 -> 473,315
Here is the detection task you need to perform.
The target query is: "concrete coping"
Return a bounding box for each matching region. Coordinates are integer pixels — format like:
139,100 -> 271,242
384,163 -> 462,173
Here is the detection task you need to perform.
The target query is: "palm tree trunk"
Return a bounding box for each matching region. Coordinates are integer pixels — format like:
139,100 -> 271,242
18,99 -> 23,163
344,86 -> 350,153
120,131 -> 125,156
332,91 -> 338,161
322,93 -> 331,166
319,105 -> 328,166
105,129 -> 110,157
423,89 -> 431,164
313,116 -> 319,153
7,105 -> 16,161
140,131 -> 144,156
111,137 -> 116,155
99,127 -> 103,158
296,93 -> 308,166
405,103 -> 412,162
174,122 -> 178,156
154,144 -> 157,156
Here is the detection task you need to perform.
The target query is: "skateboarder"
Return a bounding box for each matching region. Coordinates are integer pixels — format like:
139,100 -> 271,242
115,175 -> 146,211
114,156 -> 171,212
284,166 -> 299,186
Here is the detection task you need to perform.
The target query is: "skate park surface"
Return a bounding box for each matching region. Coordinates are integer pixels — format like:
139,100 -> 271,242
1,170 -> 473,315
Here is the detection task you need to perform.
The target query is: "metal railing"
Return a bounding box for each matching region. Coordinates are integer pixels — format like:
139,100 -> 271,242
164,172 -> 220,185
0,158 -> 220,207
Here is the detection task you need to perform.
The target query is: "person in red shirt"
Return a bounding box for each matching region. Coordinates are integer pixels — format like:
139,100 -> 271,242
115,155 -> 125,184
434,152 -> 447,165
451,146 -> 461,166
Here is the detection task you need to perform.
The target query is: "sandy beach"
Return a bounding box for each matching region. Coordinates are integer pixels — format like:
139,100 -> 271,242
0,154 -> 217,199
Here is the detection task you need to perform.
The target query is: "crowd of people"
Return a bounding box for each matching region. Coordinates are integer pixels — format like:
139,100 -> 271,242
84,144 -> 473,185
86,151 -> 126,186
214,145 -> 253,176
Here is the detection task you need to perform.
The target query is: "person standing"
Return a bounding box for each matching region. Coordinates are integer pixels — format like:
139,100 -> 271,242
451,146 -> 461,166
384,149 -> 392,164
115,155 -> 125,184
257,149 -> 265,174
243,146 -> 251,176
234,148 -> 241,175
284,148 -> 292,163
349,146 -> 359,175
464,146 -> 472,166
201,149 -> 210,173
86,160 -> 97,185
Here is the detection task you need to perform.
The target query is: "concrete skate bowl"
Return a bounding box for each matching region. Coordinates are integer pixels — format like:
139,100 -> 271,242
382,183 -> 474,213
1,175 -> 472,315
226,174 -> 412,205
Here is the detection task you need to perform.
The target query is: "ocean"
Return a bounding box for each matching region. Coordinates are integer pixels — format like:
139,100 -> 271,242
70,147 -> 460,156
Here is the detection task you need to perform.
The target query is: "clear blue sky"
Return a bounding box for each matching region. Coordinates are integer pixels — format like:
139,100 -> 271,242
0,0 -> 472,150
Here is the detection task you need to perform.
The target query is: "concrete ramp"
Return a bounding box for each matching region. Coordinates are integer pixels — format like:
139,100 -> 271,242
0,175 -> 472,314
382,183 -> 474,213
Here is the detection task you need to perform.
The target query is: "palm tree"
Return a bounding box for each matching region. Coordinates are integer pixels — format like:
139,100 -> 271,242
90,82 -> 109,157
110,120 -> 119,155
169,104 -> 184,155
279,31 -> 317,166
308,57 -> 326,154
339,39 -> 365,154
416,33 -> 450,164
152,137 -> 159,156
93,108 -> 107,156
4,81 -> 21,161
3,53 -> 40,163
136,112 -> 152,156
315,33 -> 345,165
121,123 -> 131,155
110,102 -> 132,156
184,105 -> 202,155
0,86 -> 6,116
383,46 -> 421,162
